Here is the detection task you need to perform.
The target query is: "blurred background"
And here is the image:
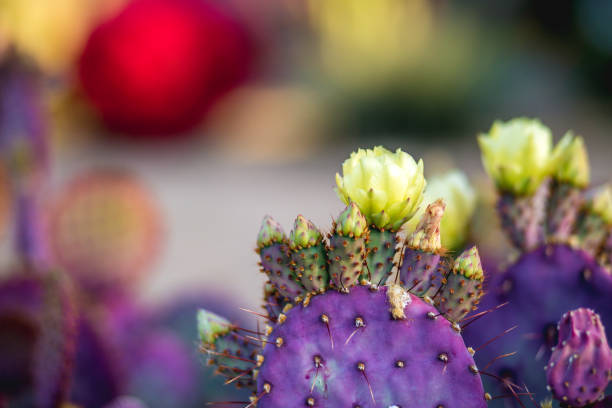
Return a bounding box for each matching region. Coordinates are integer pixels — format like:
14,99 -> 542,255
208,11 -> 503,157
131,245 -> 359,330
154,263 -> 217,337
1,0 -> 612,406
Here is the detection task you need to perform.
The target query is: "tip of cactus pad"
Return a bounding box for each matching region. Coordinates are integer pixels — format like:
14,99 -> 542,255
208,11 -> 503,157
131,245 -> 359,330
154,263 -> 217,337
289,215 -> 322,249
406,199 -> 445,252
257,216 -> 285,248
197,309 -> 231,345
453,246 -> 484,281
334,202 -> 368,238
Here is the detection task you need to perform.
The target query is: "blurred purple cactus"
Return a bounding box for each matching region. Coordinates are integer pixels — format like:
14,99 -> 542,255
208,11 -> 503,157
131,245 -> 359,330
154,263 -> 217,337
0,271 -> 77,407
468,119 -> 612,406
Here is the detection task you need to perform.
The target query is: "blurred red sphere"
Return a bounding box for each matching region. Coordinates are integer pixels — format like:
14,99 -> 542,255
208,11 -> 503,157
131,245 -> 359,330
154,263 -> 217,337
78,0 -> 254,137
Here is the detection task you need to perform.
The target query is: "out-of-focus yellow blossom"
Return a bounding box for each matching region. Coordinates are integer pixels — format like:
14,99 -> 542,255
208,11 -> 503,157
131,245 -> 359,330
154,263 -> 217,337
590,185 -> 612,225
0,0 -> 124,73
336,146 -> 426,231
478,118 -> 554,196
550,132 -> 590,188
308,0 -> 433,89
425,171 -> 476,251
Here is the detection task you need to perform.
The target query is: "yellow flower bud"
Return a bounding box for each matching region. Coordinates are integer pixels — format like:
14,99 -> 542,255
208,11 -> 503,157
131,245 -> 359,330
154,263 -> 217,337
550,132 -> 590,188
478,118 -> 553,196
336,146 -> 426,231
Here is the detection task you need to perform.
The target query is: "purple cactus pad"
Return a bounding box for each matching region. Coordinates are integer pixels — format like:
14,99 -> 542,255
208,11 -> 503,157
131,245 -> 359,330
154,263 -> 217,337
464,244 -> 612,406
256,285 -> 486,408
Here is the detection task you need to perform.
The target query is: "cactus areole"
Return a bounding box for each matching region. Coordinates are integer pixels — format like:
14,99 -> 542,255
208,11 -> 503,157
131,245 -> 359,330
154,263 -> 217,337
198,147 -> 489,407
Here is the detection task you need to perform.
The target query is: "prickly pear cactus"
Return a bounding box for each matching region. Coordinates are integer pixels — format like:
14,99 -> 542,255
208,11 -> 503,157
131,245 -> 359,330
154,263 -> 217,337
198,147 -> 495,407
465,118 -> 612,406
545,308 -> 612,407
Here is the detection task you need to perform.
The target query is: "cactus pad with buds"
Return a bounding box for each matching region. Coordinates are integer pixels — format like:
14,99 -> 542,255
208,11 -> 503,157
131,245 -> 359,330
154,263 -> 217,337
199,147 -> 492,407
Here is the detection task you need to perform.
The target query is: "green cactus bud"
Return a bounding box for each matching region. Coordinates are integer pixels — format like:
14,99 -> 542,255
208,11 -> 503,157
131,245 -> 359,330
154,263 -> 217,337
257,215 -> 285,248
289,215 -> 322,249
406,199 -> 445,253
334,202 -> 368,238
453,246 -> 484,281
433,246 -> 484,322
550,132 -> 590,188
590,185 -> 612,225
478,118 -> 553,196
197,309 -> 231,345
335,146 -> 426,231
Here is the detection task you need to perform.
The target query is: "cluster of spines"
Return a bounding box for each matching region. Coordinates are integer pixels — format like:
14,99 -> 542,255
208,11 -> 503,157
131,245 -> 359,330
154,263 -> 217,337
545,308 -> 612,407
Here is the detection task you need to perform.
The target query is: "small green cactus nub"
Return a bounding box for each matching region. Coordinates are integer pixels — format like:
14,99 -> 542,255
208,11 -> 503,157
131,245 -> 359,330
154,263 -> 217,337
289,215 -> 322,249
453,246 -> 484,281
589,184 -> 612,225
550,132 -> 590,188
257,215 -> 285,248
406,199 -> 445,253
197,309 -> 231,345
334,202 -> 368,238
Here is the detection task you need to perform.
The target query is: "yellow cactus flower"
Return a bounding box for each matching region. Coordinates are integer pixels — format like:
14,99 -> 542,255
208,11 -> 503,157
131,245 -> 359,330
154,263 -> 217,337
550,132 -> 590,188
478,118 -> 554,196
336,146 -> 426,231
